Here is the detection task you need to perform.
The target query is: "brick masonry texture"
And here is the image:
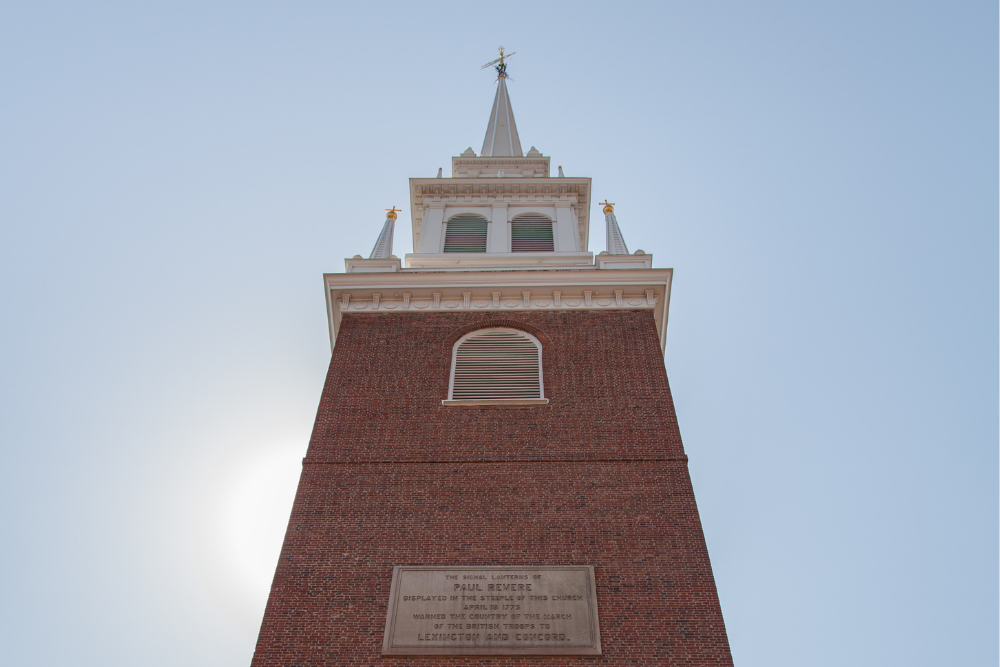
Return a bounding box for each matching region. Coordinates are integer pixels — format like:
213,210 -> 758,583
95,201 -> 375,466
251,310 -> 733,666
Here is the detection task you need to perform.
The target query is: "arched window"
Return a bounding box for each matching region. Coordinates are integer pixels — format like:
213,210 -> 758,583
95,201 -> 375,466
446,328 -> 547,403
443,213 -> 488,252
510,213 -> 554,252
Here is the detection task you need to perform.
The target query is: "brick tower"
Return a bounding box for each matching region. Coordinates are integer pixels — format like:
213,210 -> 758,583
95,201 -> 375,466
251,51 -> 734,666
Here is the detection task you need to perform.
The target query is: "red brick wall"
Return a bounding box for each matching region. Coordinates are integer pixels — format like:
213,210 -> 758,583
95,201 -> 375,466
251,310 -> 733,666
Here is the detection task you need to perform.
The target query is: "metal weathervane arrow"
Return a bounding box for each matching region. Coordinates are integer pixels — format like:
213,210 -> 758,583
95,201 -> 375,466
481,45 -> 515,81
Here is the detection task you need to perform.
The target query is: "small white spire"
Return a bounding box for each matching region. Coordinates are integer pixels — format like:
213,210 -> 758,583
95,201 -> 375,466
601,201 -> 629,255
436,167 -> 443,178
369,207 -> 400,259
557,165 -> 565,177
480,48 -> 523,157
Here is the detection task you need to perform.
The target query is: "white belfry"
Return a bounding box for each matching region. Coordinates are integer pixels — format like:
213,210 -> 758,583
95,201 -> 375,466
369,208 -> 399,259
602,201 -> 630,255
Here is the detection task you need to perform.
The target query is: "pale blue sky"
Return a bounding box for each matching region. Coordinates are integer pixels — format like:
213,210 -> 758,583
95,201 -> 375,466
0,2 -> 996,666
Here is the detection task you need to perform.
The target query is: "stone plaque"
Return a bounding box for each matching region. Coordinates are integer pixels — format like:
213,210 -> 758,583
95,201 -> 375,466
381,565 -> 601,656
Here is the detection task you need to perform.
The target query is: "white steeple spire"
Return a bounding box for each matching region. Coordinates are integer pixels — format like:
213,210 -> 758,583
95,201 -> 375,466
601,201 -> 630,255
369,207 -> 399,259
480,47 -> 522,157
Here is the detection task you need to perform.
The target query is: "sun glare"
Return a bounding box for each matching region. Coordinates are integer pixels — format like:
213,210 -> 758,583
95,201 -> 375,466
206,443 -> 303,619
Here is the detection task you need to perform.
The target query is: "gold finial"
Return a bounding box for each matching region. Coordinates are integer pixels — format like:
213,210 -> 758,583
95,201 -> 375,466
385,206 -> 401,220
600,200 -> 615,214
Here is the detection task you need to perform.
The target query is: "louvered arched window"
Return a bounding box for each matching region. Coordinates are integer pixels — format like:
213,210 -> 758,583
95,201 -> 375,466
445,328 -> 548,404
510,213 -> 554,252
443,213 -> 488,252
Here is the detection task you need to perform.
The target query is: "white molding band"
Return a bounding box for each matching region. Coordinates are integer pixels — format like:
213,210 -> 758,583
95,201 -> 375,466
339,291 -> 656,312
324,267 -> 673,357
442,398 -> 550,406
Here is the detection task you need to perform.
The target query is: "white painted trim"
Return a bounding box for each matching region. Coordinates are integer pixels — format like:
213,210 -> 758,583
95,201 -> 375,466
552,202 -> 579,252
451,155 -> 550,178
409,176 -> 592,252
596,251 -> 653,270
324,267 -> 674,356
415,204 -> 445,254
444,207 -> 494,218
337,290 -> 657,313
442,398 -> 550,406
345,257 -> 401,273
324,276 -> 336,354
405,251 -> 593,270
488,204 -> 509,253
447,327 -> 545,401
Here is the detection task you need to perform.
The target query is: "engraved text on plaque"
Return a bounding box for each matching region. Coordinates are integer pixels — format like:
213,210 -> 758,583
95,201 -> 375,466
381,566 -> 601,655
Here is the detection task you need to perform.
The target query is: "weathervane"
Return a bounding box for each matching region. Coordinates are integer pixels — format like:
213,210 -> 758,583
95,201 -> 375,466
481,46 -> 516,80
385,206 -> 401,220
600,200 -> 616,214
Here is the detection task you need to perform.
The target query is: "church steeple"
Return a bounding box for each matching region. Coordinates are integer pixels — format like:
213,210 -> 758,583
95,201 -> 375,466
256,50 -> 717,667
480,48 -> 522,157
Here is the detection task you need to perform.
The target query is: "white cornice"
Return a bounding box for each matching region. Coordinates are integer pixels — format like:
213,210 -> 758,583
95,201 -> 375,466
404,252 -> 595,271
450,155 -> 551,178
324,267 -> 673,356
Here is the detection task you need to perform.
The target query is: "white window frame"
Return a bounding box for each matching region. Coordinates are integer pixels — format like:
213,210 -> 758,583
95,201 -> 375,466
443,327 -> 549,406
